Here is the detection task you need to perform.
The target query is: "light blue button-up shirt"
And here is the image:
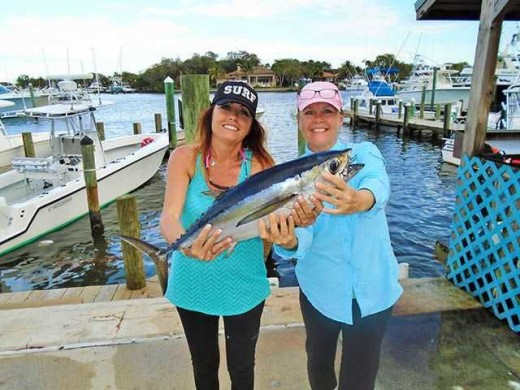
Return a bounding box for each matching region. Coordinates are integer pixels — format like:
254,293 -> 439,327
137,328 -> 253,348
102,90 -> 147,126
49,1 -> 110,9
274,140 -> 403,324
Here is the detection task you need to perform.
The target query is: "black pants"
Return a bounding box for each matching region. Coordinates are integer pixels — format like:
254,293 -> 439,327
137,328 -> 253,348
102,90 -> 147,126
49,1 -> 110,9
176,302 -> 264,390
300,290 -> 393,390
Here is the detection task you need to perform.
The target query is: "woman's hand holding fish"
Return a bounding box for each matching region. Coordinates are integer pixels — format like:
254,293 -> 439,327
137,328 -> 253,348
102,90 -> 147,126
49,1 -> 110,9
292,195 -> 323,227
183,224 -> 235,261
314,172 -> 375,215
259,213 -> 298,250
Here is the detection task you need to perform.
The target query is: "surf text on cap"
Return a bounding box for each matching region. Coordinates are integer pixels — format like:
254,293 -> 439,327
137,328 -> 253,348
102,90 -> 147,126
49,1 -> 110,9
223,85 -> 257,103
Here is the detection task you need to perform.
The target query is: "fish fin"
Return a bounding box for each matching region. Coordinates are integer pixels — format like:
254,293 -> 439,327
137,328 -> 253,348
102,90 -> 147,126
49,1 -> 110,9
236,193 -> 299,227
119,234 -> 169,295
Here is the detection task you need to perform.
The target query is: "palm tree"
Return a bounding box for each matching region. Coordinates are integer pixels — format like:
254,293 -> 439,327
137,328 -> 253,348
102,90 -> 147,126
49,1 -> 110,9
209,63 -> 224,87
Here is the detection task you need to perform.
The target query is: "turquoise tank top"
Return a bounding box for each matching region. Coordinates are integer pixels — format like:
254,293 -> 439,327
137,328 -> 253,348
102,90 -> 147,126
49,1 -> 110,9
165,150 -> 270,316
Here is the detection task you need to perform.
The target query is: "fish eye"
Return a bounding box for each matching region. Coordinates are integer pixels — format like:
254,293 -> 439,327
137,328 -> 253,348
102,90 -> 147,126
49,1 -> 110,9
328,159 -> 340,174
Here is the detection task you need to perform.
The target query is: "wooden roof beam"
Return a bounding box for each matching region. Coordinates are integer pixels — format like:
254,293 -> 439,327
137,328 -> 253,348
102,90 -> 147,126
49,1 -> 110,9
462,0 -> 507,157
494,0 -> 514,22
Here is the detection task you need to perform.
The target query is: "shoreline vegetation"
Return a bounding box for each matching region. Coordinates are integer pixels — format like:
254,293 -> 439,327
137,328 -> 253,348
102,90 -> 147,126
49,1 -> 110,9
9,50 -> 470,93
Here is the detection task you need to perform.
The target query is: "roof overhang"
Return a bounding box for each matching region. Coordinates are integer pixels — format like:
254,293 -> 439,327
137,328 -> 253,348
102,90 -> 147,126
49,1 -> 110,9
415,0 -> 520,21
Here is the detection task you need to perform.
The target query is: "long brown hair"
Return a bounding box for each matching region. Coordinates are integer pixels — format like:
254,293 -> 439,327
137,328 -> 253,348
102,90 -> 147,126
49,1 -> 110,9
194,106 -> 275,169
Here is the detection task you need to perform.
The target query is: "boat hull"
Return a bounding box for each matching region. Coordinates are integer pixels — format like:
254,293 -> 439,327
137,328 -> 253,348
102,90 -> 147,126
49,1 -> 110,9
397,88 -> 470,110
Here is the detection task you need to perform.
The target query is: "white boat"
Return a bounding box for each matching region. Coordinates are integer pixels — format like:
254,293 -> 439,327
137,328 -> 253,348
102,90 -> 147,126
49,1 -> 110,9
0,79 -> 108,170
396,58 -> 471,111
347,75 -> 402,118
255,106 -> 266,119
0,99 -> 169,258
441,82 -> 520,165
344,75 -> 369,91
0,83 -> 50,119
349,91 -> 401,116
460,29 -> 520,88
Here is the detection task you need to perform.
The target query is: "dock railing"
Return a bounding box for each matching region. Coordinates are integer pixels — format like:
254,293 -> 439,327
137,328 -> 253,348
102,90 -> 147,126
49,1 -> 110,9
447,155 -> 520,333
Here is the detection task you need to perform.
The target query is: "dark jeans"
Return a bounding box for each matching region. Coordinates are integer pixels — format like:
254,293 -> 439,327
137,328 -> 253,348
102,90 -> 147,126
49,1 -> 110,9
176,301 -> 264,390
299,290 -> 393,390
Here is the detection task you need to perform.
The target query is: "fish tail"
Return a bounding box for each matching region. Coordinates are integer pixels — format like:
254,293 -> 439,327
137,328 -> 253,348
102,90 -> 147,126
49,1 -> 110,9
119,234 -> 169,295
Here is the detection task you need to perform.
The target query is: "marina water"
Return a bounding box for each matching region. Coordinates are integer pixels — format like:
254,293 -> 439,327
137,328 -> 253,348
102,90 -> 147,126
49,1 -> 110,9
0,91 -> 454,292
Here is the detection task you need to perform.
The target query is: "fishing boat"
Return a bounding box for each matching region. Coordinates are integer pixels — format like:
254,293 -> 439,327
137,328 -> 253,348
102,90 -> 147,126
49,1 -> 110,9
0,97 -> 169,258
0,78 -> 106,170
344,75 -> 369,91
347,69 -> 402,117
396,58 -> 471,111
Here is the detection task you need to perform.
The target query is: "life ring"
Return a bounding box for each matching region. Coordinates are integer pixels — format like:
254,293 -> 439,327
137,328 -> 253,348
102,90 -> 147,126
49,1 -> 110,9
140,137 -> 154,147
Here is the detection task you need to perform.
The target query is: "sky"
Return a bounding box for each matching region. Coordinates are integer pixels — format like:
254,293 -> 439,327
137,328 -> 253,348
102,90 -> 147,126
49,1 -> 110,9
1,0 -> 519,82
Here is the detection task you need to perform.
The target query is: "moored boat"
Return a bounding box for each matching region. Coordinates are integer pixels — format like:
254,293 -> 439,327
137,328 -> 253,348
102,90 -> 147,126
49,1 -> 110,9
0,98 -> 169,258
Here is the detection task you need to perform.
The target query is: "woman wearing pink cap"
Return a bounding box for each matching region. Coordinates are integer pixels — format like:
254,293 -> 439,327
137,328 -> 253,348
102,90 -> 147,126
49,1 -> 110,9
261,81 -> 402,390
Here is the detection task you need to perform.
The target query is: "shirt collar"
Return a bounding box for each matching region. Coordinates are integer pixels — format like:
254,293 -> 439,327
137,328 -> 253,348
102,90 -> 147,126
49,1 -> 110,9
304,139 -> 348,156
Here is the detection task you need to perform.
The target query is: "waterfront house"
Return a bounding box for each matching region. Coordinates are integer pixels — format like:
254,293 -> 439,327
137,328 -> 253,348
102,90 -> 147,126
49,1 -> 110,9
217,66 -> 277,87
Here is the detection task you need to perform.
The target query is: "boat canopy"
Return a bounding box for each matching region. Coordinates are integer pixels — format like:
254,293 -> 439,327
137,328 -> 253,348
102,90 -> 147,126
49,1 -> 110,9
366,67 -> 400,76
368,80 -> 396,96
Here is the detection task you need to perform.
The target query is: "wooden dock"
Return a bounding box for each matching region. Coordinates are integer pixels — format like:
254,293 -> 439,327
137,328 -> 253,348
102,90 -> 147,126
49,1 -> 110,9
0,277 -> 163,310
0,277 -> 483,316
345,110 -> 465,136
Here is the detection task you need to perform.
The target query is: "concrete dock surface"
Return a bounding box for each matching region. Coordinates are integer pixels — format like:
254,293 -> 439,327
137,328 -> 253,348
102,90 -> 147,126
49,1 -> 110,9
0,279 -> 518,389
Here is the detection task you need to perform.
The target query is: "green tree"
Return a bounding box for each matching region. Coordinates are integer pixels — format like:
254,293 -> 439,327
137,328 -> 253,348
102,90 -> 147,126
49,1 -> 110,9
337,60 -> 362,80
301,60 -> 331,80
138,57 -> 184,91
183,53 -> 218,74
16,75 -> 30,89
272,59 -> 303,87
209,62 -> 224,87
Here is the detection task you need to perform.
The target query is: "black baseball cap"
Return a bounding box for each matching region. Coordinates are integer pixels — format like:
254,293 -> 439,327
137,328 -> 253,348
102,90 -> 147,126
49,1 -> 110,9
212,81 -> 258,116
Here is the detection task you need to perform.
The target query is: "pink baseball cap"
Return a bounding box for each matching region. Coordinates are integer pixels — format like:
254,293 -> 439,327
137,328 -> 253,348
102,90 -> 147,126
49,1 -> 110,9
297,81 -> 343,111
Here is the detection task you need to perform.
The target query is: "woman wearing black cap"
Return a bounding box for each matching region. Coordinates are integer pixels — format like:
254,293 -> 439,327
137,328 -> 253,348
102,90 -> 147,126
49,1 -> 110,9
160,81 -> 274,389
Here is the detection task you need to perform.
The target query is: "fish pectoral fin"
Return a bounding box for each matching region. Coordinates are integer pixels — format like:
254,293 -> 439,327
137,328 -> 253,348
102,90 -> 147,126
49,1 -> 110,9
236,194 -> 299,227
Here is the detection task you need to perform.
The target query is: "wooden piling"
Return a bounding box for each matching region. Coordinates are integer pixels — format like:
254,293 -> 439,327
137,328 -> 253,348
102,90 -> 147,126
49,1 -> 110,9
375,101 -> 381,128
154,113 -> 162,133
117,195 -> 146,290
435,104 -> 441,120
420,85 -> 426,119
409,99 -> 416,117
96,122 -> 105,141
369,99 -> 373,115
80,136 -> 104,236
443,103 -> 452,137
398,100 -> 403,119
133,122 -> 142,135
168,121 -> 177,148
431,67 -> 438,109
164,76 -> 177,149
21,132 -> 35,157
403,105 -> 410,134
180,74 -> 210,144
352,99 -> 358,127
